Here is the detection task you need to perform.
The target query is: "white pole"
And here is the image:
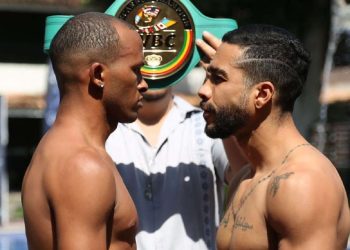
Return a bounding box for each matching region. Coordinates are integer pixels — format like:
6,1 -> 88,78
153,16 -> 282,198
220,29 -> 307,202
0,96 -> 9,225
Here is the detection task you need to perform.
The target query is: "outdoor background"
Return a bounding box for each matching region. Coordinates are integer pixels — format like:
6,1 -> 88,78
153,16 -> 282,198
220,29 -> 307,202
0,0 -> 349,248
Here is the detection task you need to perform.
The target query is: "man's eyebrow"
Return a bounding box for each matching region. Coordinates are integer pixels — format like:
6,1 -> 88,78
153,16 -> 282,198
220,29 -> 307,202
207,66 -> 229,79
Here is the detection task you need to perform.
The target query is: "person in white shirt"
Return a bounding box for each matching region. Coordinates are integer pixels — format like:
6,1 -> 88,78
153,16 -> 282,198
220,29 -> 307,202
106,30 -> 247,250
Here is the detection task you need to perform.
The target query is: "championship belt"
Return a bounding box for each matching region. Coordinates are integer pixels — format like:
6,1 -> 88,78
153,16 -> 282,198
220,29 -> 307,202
44,0 -> 237,88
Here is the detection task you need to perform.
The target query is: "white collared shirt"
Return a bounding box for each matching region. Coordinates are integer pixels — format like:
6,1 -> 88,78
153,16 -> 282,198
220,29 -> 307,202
106,96 -> 228,250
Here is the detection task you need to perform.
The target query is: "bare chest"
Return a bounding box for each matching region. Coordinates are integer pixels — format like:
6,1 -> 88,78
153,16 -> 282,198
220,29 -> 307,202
217,177 -> 273,250
110,171 -> 138,249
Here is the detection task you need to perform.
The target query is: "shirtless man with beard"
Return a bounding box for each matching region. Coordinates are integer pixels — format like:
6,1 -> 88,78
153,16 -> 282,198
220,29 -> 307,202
197,24 -> 350,250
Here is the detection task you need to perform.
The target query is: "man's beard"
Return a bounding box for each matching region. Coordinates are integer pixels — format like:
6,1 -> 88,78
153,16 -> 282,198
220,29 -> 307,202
202,100 -> 249,139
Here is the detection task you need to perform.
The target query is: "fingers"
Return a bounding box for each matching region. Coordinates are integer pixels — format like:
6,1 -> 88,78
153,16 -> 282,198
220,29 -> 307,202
202,31 -> 222,50
196,31 -> 222,68
196,39 -> 216,63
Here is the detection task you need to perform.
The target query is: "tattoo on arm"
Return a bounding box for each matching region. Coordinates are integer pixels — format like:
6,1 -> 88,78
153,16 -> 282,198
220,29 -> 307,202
270,172 -> 294,197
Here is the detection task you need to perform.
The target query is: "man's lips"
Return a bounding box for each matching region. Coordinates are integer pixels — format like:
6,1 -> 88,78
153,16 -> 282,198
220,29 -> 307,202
203,107 -> 216,122
137,97 -> 144,108
200,102 -> 214,115
200,101 -> 206,111
200,102 -> 212,121
203,111 -> 211,121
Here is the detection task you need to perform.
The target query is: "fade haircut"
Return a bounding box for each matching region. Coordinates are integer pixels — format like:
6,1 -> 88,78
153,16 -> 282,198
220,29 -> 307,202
49,12 -> 125,67
222,24 -> 311,112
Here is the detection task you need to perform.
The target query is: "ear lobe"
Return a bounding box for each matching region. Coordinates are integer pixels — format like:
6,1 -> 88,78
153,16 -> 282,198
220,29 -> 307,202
89,63 -> 105,88
255,81 -> 274,109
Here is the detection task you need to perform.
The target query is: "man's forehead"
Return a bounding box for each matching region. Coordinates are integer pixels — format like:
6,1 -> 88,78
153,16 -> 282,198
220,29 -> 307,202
118,31 -> 143,57
216,43 -> 243,61
211,43 -> 243,69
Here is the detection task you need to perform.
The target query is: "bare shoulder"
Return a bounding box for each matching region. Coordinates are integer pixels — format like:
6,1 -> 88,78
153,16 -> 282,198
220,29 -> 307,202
268,147 -> 344,198
45,146 -> 117,211
266,147 -> 346,233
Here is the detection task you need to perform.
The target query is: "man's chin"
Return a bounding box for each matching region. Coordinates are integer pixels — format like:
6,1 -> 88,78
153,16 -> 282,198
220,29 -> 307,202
204,126 -> 221,139
142,91 -> 168,102
120,112 -> 138,124
204,125 -> 233,139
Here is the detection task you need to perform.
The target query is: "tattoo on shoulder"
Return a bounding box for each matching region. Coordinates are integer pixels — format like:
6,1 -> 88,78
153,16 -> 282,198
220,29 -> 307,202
270,172 -> 294,197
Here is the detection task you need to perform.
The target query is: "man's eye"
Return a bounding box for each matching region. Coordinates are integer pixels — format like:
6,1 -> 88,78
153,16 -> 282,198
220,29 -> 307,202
211,74 -> 225,84
133,67 -> 143,83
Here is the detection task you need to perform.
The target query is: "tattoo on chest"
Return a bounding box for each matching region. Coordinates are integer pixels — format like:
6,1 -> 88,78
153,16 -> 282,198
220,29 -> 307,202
233,215 -> 253,231
221,144 -> 307,238
221,171 -> 295,233
221,171 -> 275,231
269,172 -> 294,197
221,213 -> 230,227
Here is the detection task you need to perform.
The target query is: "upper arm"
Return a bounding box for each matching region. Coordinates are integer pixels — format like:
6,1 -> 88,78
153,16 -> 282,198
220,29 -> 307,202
266,168 -> 341,250
48,151 -> 116,250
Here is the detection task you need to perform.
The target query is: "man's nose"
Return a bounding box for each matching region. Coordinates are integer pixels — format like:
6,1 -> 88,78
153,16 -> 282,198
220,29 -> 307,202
198,80 -> 211,101
138,78 -> 148,93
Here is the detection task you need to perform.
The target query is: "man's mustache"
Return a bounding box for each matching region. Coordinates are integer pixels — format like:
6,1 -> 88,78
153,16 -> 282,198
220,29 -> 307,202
200,101 -> 215,113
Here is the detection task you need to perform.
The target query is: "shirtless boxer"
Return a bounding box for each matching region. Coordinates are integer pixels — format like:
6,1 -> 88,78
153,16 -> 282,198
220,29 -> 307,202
197,24 -> 350,250
21,12 -> 148,250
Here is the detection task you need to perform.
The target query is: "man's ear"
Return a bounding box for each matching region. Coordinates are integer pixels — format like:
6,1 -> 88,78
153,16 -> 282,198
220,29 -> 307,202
254,81 -> 274,109
89,63 -> 105,89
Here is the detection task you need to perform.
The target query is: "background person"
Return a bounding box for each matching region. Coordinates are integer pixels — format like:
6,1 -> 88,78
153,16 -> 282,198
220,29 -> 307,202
105,32 -> 248,250
21,12 -> 148,250
197,24 -> 350,250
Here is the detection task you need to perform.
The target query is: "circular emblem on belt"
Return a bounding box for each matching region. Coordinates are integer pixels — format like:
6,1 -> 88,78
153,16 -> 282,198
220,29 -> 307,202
117,0 -> 195,80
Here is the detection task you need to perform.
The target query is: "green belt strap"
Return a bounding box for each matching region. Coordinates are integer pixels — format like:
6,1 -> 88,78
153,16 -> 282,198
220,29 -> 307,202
43,0 -> 237,88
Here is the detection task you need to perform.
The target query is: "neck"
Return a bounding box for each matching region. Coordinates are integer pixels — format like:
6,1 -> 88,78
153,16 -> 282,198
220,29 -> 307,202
236,113 -> 308,174
55,94 -> 114,147
135,91 -> 174,147
137,91 -> 173,125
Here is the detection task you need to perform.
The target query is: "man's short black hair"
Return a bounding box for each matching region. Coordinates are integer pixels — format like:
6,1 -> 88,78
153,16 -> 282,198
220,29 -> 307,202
49,12 -> 121,67
222,24 -> 311,112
